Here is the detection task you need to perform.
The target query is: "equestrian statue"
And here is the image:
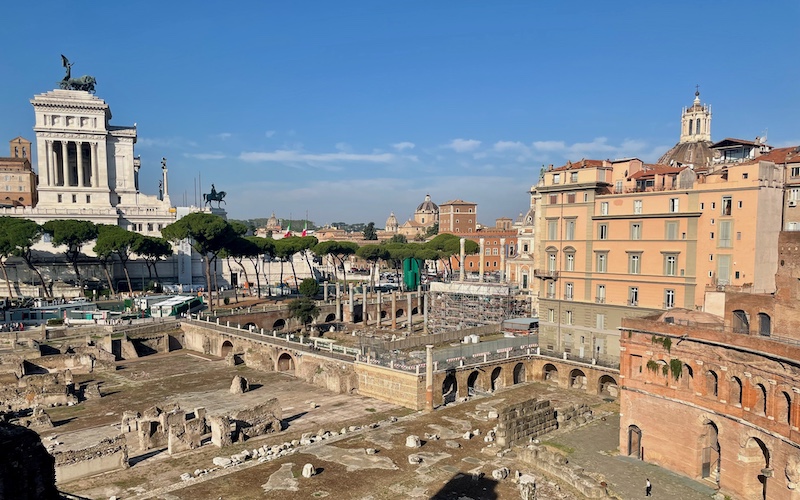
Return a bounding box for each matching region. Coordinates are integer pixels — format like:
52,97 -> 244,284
58,55 -> 96,93
203,184 -> 226,208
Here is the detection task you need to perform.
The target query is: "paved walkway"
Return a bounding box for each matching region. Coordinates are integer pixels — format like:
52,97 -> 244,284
546,414 -> 718,499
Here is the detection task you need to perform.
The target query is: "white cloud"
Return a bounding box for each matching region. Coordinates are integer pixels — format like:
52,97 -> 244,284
392,141 -> 415,151
335,142 -> 352,152
445,138 -> 481,153
239,149 -> 395,163
183,152 -> 225,160
532,140 -> 566,152
493,141 -> 529,153
216,133 -> 232,140
265,130 -> 276,138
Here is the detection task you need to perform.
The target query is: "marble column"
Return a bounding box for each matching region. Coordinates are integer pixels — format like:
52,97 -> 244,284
60,141 -> 68,186
362,286 -> 368,324
391,292 -> 397,329
423,291 -> 429,334
376,290 -> 382,327
335,283 -> 342,322
91,142 -> 99,188
45,140 -> 53,186
407,292 -> 413,334
76,142 -> 84,187
459,238 -> 466,281
348,284 -> 354,315
425,345 -> 434,411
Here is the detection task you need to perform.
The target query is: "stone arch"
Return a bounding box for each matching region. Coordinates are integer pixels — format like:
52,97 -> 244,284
777,390 -> 792,425
380,310 -> 387,319
325,313 -> 336,323
598,374 -> 618,398
396,308 -> 405,317
758,312 -> 771,337
741,437 -> 770,500
705,370 -> 719,398
732,309 -> 749,334
569,368 -> 587,390
513,363 -> 526,385
273,318 -> 286,330
700,420 -> 721,484
221,340 -> 233,358
277,352 -> 295,372
243,322 -> 257,332
442,371 -> 458,405
627,425 -> 642,458
679,363 -> 694,390
467,370 -> 480,395
490,367 -> 503,391
754,383 -> 768,416
729,376 -> 743,407
543,363 -> 558,383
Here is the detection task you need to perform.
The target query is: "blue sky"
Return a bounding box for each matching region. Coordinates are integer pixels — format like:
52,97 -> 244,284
1,1 -> 798,226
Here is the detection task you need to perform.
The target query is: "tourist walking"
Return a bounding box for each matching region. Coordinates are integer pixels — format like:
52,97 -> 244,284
645,478 -> 652,496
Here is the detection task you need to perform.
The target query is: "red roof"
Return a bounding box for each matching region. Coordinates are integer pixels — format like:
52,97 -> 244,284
551,159 -> 605,171
628,164 -> 686,180
746,146 -> 800,165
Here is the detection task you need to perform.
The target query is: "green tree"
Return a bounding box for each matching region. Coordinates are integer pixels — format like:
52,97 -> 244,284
274,237 -> 304,293
356,244 -> 389,289
363,222 -> 378,241
388,234 -> 407,244
6,218 -> 50,298
221,236 -> 260,299
299,277 -> 320,298
425,222 -> 439,238
93,225 -> 119,297
246,236 -> 275,298
42,219 -> 98,290
161,213 -> 237,314
0,217 -> 20,298
94,225 -> 138,293
298,236 -> 319,278
313,240 -> 358,284
288,297 -> 319,331
132,235 -> 173,282
425,233 -> 478,277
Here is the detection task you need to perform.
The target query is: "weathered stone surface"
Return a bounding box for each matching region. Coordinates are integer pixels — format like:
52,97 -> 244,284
445,440 -> 461,449
230,375 -> 249,394
212,457 -> 232,467
405,435 -> 421,448
492,467 -> 509,480
0,421 -> 59,500
408,454 -> 422,464
365,448 -> 377,455
302,463 -> 316,478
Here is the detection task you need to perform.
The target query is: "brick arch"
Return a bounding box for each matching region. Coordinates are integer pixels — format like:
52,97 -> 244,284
774,387 -> 793,426
728,375 -> 744,407
598,374 -> 618,398
221,340 -> 234,357
276,351 -> 296,371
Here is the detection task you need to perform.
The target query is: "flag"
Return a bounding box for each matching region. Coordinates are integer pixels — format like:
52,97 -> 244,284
284,222 -> 292,238
301,221 -> 307,237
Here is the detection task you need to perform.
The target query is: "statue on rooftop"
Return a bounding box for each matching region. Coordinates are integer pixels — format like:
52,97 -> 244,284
203,184 -> 226,208
58,55 -> 96,93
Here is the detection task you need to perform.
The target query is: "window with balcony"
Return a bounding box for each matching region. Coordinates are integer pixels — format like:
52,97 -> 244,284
595,252 -> 607,273
547,281 -> 556,299
565,219 -> 575,240
721,196 -> 732,216
628,287 -> 639,306
718,220 -> 732,248
598,223 -> 608,240
596,284 -> 606,303
600,202 -> 609,215
564,282 -> 574,300
634,199 -> 643,214
630,223 -> 642,240
663,254 -> 677,276
669,198 -> 680,213
664,289 -> 675,309
628,253 -> 641,274
547,220 -> 557,240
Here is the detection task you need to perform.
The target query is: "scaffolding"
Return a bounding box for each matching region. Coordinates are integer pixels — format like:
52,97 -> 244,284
428,281 -> 531,334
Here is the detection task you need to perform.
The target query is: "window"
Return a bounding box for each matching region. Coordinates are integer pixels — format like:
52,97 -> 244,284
628,287 -> 639,306
547,252 -> 557,272
71,194 -> 77,203
565,220 -> 575,240
615,180 -> 623,193
721,196 -> 732,215
565,282 -> 574,300
567,192 -> 576,204
738,201 -> 743,209
547,281 -> 555,298
549,194 -> 558,205
548,309 -> 555,322
664,289 -> 675,309
492,248 -> 498,255
718,220 -> 732,248
711,202 -> 716,209
633,199 -> 642,214
565,252 -> 575,271
147,223 -> 153,232
700,202 -> 705,210
583,192 -> 589,202
595,252 -> 607,273
628,253 -> 641,274
736,231 -> 742,240
710,232 -> 715,239
522,243 -> 529,253
596,313 -> 606,329
565,310 -> 573,324
598,223 -> 608,240
600,202 -> 609,215
791,189 -> 800,201
630,223 -> 642,240
669,198 -> 680,213
792,166 -> 800,177
57,194 -> 62,203
664,254 -> 677,276
552,173 -> 561,184
86,195 -> 91,203
570,172 -> 578,183
485,248 -> 491,255
547,220 -> 557,240
596,284 -> 606,303
665,221 -> 678,240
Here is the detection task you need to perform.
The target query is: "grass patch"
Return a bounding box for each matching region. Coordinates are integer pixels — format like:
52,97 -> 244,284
365,408 -> 377,413
540,440 -> 575,455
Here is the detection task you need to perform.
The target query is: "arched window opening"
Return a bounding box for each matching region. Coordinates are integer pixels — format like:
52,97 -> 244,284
732,310 -> 749,334
758,313 -> 771,337
730,377 -> 743,407
705,371 -> 718,398
755,384 -> 767,416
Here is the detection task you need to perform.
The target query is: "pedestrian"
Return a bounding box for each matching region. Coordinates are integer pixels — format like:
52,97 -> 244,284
645,478 -> 652,496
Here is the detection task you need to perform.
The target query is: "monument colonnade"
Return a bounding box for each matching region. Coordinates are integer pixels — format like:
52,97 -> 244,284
42,139 -> 101,188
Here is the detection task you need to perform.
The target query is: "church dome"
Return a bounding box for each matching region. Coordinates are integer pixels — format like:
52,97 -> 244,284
416,194 -> 438,213
266,212 -> 279,228
385,212 -> 398,230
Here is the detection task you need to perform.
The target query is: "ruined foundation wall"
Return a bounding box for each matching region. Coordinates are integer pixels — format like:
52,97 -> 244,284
517,445 -> 610,498
495,399 -> 556,448
354,362 -> 425,410
53,435 -> 128,484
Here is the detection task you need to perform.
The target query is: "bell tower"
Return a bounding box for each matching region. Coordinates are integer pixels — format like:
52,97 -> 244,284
679,87 -> 712,144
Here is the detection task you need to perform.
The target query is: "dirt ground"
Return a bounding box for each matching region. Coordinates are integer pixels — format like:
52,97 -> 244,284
53,351 -> 612,500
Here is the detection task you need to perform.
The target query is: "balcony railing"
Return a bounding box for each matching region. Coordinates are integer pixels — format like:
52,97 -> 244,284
595,297 -> 605,303
563,294 -> 573,301
628,300 -> 638,306
546,292 -> 556,299
534,269 -> 559,280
